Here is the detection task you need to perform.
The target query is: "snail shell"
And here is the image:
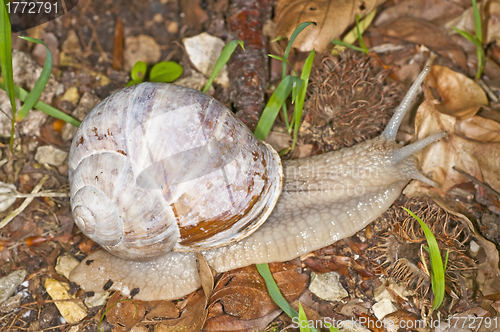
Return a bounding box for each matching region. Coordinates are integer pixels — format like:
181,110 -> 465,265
68,83 -> 283,260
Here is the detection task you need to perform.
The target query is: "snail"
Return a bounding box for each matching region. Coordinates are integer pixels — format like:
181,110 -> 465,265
69,67 -> 445,301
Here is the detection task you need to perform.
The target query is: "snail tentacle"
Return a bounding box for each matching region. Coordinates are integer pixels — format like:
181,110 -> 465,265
381,67 -> 430,141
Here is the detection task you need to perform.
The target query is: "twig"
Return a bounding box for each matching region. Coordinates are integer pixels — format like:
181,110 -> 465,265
0,191 -> 69,198
452,166 -> 500,199
0,175 -> 49,229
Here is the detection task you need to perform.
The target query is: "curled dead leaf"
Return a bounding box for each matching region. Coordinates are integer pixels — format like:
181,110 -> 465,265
425,65 -> 489,119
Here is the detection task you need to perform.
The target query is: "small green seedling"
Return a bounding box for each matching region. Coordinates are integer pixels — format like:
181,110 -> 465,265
332,10 -> 376,54
126,61 -> 183,87
452,0 -> 484,79
402,207 -> 449,310
254,22 -> 316,151
97,298 -> 138,332
0,1 -> 80,149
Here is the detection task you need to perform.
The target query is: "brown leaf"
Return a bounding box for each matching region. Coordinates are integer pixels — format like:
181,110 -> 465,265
145,301 -> 179,320
208,264 -> 308,320
112,17 -> 123,71
180,0 -> 208,31
106,292 -> 147,331
404,100 -> 500,195
196,252 -> 214,299
203,309 -> 281,332
376,17 -> 467,69
425,65 -> 489,119
275,0 -> 386,52
374,0 -> 466,27
155,289 -> 208,331
210,287 -> 278,319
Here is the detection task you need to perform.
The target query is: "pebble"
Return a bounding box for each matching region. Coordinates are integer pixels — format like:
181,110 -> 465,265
124,35 -> 162,71
35,145 -> 69,166
308,271 -> 348,302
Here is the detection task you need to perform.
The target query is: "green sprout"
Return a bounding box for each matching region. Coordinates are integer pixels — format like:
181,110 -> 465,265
126,60 -> 184,87
402,207 -> 449,310
452,0 -> 484,79
254,22 -> 316,152
332,10 -> 376,54
0,0 -> 80,150
203,39 -> 244,93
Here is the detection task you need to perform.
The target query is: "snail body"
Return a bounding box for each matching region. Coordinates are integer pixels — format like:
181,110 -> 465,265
69,68 -> 445,301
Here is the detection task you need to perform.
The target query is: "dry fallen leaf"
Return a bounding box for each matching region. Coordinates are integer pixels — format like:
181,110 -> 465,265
275,0 -> 386,52
44,278 -> 87,325
105,292 -> 147,331
374,0 -> 465,27
205,263 -> 308,328
375,17 -> 467,69
404,100 -> 500,196
425,65 -> 489,119
446,0 -> 500,44
155,289 -> 208,331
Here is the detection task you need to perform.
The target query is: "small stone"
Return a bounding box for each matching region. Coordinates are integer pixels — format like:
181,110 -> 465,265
372,298 -> 398,320
35,145 -> 69,166
0,292 -> 23,313
84,291 -> 110,308
0,182 -> 17,213
153,13 -> 163,23
124,35 -> 162,71
0,270 -> 27,304
183,32 -> 229,87
61,30 -> 82,54
308,272 -> 348,302
469,240 -> 480,254
55,254 -> 80,279
166,21 -> 178,34
60,87 -> 80,106
174,71 -> 210,92
62,92 -> 101,141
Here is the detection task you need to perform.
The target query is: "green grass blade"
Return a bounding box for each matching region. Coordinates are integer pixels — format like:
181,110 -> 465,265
0,79 -> 80,127
337,9 -> 377,46
150,61 -> 183,83
452,28 -> 482,49
471,0 -> 482,43
254,75 -> 300,140
268,54 -> 297,77
355,15 -> 369,54
256,263 -> 298,319
402,207 -> 445,309
0,0 -> 16,149
16,36 -> 53,120
292,49 -> 315,149
331,40 -> 365,53
202,40 -> 244,93
298,303 -> 311,332
281,22 -> 315,78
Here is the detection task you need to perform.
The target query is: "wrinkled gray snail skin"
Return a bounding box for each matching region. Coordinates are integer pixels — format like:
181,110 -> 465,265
69,67 -> 445,301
